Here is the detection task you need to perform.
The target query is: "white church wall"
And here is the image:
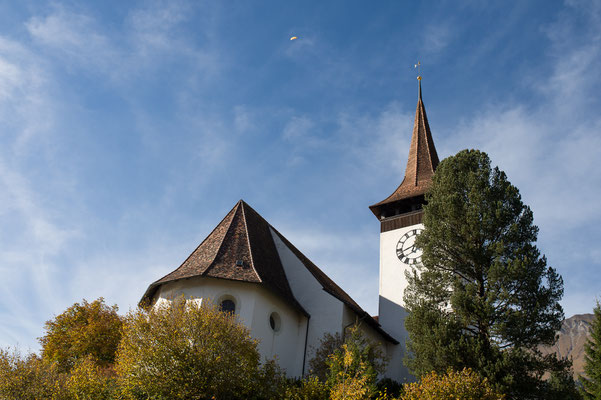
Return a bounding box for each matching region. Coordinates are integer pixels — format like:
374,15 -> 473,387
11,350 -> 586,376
270,227 -> 346,373
154,277 -> 307,376
250,288 -> 308,377
156,277 -> 257,326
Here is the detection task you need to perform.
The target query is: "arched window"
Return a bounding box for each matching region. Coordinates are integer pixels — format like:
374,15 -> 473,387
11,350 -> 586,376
219,299 -> 236,314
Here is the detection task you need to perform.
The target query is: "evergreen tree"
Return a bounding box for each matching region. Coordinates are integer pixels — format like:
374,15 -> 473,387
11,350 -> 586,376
581,301 -> 601,399
404,149 -> 572,399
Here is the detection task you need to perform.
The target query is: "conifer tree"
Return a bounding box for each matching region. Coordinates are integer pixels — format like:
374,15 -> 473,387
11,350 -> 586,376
581,301 -> 601,399
404,149 -> 572,399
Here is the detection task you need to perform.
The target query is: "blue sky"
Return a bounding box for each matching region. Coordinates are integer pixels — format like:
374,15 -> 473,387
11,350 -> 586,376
1,0 -> 600,351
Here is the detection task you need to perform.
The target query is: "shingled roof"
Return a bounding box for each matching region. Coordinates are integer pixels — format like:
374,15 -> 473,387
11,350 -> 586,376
369,80 -> 439,218
139,200 -> 307,316
139,200 -> 398,344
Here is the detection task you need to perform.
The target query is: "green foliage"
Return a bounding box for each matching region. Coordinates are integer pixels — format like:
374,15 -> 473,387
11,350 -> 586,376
115,299 -> 265,399
376,378 -> 403,398
581,301 -> 601,399
309,331 -> 343,381
40,298 -> 122,373
250,359 -> 290,400
0,348 -> 68,400
400,368 -> 505,400
405,149 -> 570,399
282,376 -> 329,400
326,326 -> 386,400
544,364 -> 582,400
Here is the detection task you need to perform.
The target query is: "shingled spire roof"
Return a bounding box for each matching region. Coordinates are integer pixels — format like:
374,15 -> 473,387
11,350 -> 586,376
139,200 -> 307,315
369,79 -> 439,218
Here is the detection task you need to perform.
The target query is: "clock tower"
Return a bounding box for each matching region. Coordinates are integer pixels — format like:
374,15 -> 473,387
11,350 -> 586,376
369,77 -> 439,379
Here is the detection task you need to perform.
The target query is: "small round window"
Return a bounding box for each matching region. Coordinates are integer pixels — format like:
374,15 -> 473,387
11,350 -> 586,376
269,312 -> 281,332
219,299 -> 236,314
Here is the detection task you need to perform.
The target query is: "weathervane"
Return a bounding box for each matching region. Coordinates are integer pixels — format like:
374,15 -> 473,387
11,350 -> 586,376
414,61 -> 422,81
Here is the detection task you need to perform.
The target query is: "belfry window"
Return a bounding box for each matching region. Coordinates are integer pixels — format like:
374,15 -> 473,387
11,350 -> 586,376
219,299 -> 236,314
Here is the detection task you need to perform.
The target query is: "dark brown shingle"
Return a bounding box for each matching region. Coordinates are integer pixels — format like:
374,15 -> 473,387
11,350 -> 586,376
139,200 -> 397,343
139,200 -> 306,316
369,80 -> 439,218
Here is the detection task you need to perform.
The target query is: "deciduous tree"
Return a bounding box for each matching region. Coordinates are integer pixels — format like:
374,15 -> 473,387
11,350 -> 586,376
326,326 -> 386,400
39,298 -> 122,373
115,299 -> 265,399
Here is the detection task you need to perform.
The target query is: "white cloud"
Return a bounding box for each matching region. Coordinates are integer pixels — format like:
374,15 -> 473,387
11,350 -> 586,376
431,0 -> 601,317
283,115 -> 314,141
233,105 -> 254,133
26,7 -> 117,73
421,23 -> 453,55
25,2 -> 220,82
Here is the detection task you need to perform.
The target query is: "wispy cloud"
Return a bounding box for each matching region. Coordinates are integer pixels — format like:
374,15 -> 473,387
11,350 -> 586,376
421,23 -> 453,55
26,7 -> 117,73
438,0 -> 601,316
26,2 -> 220,82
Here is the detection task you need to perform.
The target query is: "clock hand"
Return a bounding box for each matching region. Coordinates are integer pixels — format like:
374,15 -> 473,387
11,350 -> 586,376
403,245 -> 415,253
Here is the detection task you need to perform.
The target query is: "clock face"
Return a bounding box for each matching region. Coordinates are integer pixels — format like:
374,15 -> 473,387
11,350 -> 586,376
396,228 -> 424,265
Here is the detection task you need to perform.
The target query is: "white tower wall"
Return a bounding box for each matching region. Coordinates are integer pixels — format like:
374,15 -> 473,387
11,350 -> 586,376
378,221 -> 424,382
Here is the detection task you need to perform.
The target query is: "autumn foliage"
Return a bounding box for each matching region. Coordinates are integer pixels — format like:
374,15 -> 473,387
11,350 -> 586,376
116,299 -> 269,399
0,349 -> 67,399
39,298 -> 122,373
401,368 -> 505,400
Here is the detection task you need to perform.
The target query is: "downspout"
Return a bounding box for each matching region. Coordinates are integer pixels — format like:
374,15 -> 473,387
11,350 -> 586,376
301,315 -> 310,376
342,312 -> 368,341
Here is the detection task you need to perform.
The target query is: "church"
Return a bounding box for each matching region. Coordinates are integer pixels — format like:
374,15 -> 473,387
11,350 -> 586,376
139,78 -> 438,382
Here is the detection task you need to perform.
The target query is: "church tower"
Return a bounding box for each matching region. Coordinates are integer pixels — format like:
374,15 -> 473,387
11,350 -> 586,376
369,77 -> 439,379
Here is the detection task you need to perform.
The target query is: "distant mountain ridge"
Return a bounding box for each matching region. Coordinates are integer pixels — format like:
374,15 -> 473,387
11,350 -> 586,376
539,313 -> 594,379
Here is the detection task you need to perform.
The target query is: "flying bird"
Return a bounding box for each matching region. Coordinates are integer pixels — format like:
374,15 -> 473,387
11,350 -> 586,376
290,36 -> 298,40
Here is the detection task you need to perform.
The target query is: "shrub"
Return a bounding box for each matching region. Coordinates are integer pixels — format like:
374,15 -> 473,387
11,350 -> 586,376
115,299 -> 263,399
326,327 -> 386,400
400,368 -> 505,400
0,348 -> 68,400
66,355 -> 117,400
283,376 -> 329,400
309,332 -> 344,381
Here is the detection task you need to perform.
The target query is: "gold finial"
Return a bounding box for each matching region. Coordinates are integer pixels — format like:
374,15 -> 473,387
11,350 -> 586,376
415,61 -> 423,99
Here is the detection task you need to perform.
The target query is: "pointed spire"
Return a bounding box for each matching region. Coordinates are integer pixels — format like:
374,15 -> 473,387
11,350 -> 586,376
369,78 -> 439,219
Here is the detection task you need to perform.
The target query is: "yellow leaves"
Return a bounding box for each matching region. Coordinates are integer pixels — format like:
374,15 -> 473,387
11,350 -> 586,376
343,344 -> 353,368
328,337 -> 378,400
66,355 -> 116,400
115,299 -> 263,399
401,368 -> 505,400
0,349 -> 68,400
39,298 -> 122,373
